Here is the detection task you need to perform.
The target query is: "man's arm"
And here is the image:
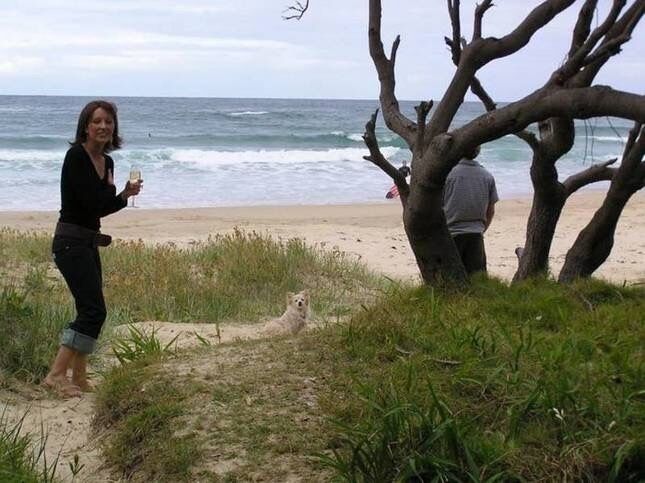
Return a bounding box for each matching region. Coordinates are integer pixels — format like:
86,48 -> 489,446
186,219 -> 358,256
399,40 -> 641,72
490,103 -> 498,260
484,202 -> 495,231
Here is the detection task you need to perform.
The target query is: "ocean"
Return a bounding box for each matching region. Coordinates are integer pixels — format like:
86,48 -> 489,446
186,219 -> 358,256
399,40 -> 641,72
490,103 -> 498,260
0,95 -> 630,211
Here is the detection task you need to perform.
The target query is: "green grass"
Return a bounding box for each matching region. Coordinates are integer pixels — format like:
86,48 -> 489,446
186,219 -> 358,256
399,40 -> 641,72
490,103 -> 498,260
94,360 -> 200,481
3,228 -> 644,481
0,227 -> 383,382
315,276 -> 645,481
0,409 -> 58,483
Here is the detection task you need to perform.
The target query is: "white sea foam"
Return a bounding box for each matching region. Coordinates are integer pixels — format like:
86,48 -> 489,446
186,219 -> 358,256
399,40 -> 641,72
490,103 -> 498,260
227,111 -> 270,116
0,149 -> 66,162
166,146 -> 401,168
592,135 -> 626,143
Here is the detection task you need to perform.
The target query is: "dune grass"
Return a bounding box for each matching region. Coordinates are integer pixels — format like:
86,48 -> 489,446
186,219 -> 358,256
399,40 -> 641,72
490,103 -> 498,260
2,228 -> 643,481
0,409 -> 58,483
0,227 -> 383,383
93,358 -> 200,481
90,276 -> 644,482
315,276 -> 645,481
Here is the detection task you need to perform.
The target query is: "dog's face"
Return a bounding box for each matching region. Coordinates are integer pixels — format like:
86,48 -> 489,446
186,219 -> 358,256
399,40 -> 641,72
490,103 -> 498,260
287,290 -> 309,316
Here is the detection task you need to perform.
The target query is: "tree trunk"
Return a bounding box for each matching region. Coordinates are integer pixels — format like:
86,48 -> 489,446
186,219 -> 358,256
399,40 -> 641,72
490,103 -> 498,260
403,181 -> 467,285
559,123 -> 644,282
513,188 -> 567,281
514,118 -> 574,282
558,192 -> 632,282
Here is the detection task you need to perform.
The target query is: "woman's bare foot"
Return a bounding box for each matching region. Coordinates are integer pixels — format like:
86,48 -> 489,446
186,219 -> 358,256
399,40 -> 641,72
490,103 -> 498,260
72,379 -> 96,393
41,376 -> 82,398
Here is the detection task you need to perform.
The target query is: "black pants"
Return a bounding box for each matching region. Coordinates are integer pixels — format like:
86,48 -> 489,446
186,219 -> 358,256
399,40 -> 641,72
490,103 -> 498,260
453,233 -> 487,275
52,236 -> 106,340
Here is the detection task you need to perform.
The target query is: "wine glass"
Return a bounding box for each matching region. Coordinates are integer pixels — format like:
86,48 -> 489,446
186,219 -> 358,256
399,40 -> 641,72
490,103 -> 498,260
129,166 -> 142,207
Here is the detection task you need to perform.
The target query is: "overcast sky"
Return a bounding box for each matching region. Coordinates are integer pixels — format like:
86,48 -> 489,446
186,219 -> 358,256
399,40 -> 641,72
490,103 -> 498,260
1,1 -> 642,100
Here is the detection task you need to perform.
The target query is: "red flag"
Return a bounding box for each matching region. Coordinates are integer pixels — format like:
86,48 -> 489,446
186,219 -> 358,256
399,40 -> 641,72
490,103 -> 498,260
385,184 -> 399,199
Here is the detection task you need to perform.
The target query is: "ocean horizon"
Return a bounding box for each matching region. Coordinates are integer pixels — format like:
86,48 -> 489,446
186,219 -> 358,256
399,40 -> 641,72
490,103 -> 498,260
0,95 -> 630,211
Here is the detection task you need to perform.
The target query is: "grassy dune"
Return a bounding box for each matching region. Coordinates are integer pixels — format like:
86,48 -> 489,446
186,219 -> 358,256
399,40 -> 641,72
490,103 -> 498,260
1,228 -> 643,481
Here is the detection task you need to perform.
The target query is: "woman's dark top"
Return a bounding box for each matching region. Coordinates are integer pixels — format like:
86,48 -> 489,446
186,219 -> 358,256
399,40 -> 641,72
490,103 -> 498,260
58,144 -> 127,231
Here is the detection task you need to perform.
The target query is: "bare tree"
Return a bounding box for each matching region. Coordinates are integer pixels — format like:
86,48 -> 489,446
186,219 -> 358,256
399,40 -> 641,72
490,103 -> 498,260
288,0 -> 645,284
364,0 -> 644,284
512,0 -> 644,281
282,0 -> 310,20
559,122 -> 645,282
425,0 -> 643,282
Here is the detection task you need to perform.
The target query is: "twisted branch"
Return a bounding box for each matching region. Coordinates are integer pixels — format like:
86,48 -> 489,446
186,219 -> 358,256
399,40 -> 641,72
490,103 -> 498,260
473,0 -> 494,40
568,0 -> 599,56
282,0 -> 310,20
563,159 -> 617,194
368,0 -> 416,147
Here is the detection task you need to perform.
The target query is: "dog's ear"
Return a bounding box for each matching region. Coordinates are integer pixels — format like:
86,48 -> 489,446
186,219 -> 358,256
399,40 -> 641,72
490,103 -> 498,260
286,292 -> 294,304
302,290 -> 309,301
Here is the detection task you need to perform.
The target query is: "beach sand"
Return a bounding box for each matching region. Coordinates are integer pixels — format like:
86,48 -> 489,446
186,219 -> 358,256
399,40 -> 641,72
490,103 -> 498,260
1,191 -> 643,284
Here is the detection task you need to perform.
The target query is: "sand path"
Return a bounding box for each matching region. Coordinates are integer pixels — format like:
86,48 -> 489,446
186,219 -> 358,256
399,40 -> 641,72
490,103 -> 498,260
2,319 -> 282,482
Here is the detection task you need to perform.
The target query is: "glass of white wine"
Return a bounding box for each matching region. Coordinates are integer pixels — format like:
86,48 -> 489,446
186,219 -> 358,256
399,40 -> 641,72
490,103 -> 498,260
129,166 -> 142,207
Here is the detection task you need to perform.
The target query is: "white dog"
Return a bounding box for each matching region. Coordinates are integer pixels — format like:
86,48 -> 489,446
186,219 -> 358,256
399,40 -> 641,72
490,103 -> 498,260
263,290 -> 310,336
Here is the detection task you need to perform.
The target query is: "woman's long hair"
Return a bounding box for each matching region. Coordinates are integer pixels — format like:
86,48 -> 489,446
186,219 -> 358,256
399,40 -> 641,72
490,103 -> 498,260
70,100 -> 122,153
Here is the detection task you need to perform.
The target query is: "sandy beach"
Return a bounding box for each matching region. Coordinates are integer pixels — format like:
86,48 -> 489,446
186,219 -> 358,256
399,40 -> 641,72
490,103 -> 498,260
1,191 -> 643,284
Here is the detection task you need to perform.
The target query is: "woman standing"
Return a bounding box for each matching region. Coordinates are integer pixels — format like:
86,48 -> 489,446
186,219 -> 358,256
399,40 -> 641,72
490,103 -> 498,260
43,100 -> 141,397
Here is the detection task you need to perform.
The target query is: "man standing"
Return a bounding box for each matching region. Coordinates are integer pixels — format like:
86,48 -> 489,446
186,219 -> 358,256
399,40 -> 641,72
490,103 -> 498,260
442,146 -> 498,274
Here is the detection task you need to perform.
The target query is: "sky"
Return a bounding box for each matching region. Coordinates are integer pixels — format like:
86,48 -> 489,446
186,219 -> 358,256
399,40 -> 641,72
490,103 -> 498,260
0,0 -> 642,100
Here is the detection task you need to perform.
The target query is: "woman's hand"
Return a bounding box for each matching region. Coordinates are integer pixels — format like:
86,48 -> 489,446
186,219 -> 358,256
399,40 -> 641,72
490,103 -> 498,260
120,179 -> 143,201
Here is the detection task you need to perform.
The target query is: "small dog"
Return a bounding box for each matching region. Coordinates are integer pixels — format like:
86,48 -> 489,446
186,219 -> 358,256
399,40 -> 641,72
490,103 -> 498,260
263,290 -> 310,336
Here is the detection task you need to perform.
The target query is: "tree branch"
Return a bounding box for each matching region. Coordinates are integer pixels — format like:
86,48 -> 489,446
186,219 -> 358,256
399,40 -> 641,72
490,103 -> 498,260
428,0 -> 575,139
368,0 -> 417,147
581,33 -> 630,67
516,130 -> 541,150
452,86 -> 645,150
563,159 -> 617,194
568,0 -> 599,57
444,25 -> 542,149
473,0 -> 494,40
572,0 -> 645,87
550,0 -> 627,86
414,101 -> 433,159
282,0 -> 310,20
477,0 -> 576,64
363,110 -> 410,199
617,122 -> 644,174
446,0 -> 462,64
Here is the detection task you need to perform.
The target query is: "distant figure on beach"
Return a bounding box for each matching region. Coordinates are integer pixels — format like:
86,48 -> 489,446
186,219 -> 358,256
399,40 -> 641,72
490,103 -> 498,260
43,100 -> 142,397
442,146 -> 498,274
385,163 -> 411,199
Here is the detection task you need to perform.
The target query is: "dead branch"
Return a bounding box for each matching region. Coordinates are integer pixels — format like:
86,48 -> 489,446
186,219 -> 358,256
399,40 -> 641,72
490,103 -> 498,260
569,0 -> 599,56
452,86 -> 645,150
414,101 -> 433,159
363,109 -> 410,196
473,0 -> 494,40
582,34 -> 630,66
562,159 -> 617,194
477,0 -> 576,62
573,0 -> 645,87
616,123 -> 645,177
368,0 -> 417,147
446,0 -> 462,64
282,0 -> 309,20
429,0 -> 576,139
551,0 -> 627,85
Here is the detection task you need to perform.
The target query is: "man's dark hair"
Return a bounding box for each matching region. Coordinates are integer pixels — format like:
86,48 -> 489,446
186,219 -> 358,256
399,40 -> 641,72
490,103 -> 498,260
71,100 -> 122,152
464,145 -> 481,160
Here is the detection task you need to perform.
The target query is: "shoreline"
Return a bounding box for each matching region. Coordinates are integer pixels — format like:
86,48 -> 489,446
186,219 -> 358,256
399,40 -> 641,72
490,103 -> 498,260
1,192 -> 643,284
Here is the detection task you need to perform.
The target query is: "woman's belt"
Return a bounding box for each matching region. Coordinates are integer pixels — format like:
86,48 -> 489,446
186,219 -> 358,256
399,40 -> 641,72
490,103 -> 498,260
54,222 -> 112,247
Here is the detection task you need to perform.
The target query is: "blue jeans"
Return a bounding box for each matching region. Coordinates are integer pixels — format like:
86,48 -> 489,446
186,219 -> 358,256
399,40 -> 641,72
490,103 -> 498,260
52,236 -> 106,353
